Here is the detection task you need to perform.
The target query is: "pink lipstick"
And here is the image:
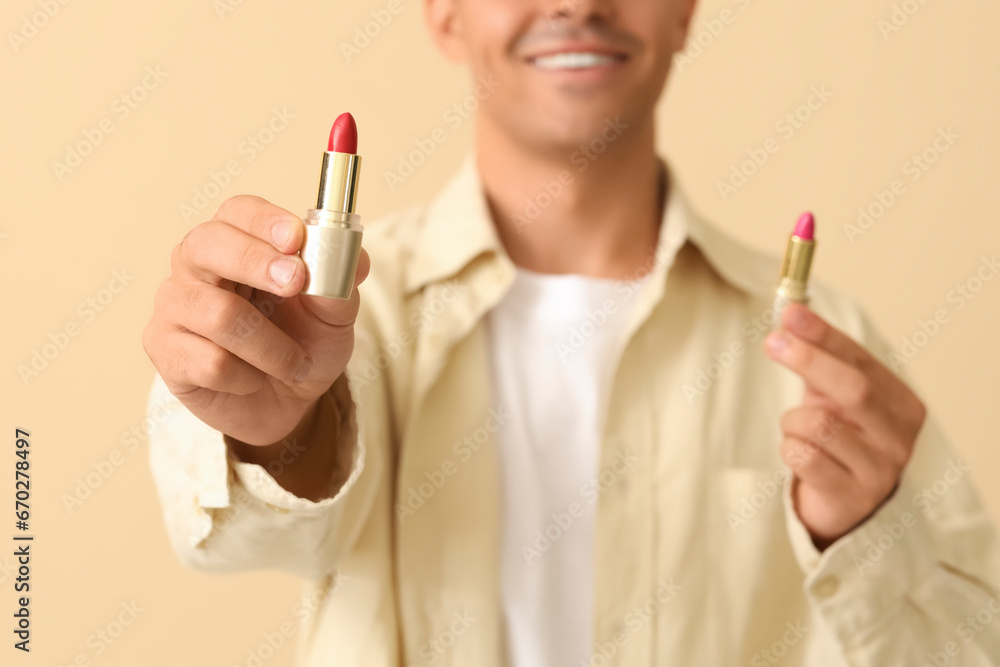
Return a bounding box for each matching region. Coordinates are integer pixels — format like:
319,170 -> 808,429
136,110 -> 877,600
792,211 -> 814,241
299,113 -> 364,300
774,212 -> 817,316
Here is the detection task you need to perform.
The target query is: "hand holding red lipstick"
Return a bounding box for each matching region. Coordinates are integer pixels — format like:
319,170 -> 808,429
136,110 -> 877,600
142,194 -> 371,448
765,304 -> 928,550
143,114 -> 369,455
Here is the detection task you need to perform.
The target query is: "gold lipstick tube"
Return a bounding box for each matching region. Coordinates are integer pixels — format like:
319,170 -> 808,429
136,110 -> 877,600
299,151 -> 363,300
773,233 -> 815,318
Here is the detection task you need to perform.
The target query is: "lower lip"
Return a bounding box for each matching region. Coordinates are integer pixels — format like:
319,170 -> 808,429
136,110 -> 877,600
528,58 -> 626,84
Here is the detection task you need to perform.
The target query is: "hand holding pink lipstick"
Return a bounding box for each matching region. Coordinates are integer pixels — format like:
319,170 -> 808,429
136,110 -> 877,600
765,214 -> 927,550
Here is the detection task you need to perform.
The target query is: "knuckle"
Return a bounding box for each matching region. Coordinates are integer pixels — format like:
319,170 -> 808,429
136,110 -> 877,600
214,195 -> 246,222
779,410 -> 795,434
152,278 -> 174,315
204,292 -> 243,335
808,409 -> 836,442
217,194 -> 267,225
259,339 -> 301,380
180,283 -> 203,316
168,340 -> 193,384
787,448 -> 814,474
843,373 -> 872,409
787,338 -> 813,369
240,307 -> 270,340
779,408 -> 807,436
801,441 -> 823,469
235,370 -> 266,396
237,238 -> 270,278
252,205 -> 286,237
201,346 -> 231,382
779,437 -> 797,461
169,243 -> 183,273
780,407 -> 836,443
778,441 -> 794,468
179,223 -> 210,262
782,437 -> 818,471
801,312 -> 826,343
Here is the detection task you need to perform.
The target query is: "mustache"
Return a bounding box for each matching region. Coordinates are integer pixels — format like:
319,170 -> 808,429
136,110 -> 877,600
513,21 -> 643,56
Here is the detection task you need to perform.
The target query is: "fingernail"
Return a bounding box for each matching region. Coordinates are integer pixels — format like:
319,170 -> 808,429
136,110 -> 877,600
294,355 -> 312,384
766,331 -> 789,356
272,220 -> 292,248
269,257 -> 297,288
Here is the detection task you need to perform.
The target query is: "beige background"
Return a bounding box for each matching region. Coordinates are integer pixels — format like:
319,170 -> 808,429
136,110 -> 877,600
3,0 -> 998,664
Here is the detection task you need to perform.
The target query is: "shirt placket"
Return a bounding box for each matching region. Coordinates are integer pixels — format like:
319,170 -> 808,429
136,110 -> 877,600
395,257 -> 515,667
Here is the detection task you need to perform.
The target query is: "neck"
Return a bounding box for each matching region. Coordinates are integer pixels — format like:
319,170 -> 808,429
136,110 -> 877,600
476,113 -> 664,280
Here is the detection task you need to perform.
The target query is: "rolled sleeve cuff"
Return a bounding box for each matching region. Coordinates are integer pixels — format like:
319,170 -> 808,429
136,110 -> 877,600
782,465 -> 936,646
226,372 -> 367,515
160,371 -> 366,551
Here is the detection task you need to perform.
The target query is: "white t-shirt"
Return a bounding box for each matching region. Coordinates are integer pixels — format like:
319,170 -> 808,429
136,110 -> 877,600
485,266 -> 648,667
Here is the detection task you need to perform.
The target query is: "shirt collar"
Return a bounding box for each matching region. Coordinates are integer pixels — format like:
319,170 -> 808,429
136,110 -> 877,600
403,152 -> 777,302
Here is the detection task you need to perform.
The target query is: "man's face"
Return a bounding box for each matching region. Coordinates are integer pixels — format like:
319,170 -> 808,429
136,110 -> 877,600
427,0 -> 697,152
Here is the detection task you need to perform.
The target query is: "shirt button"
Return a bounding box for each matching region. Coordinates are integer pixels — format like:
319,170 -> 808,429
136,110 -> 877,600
813,576 -> 840,599
266,502 -> 290,514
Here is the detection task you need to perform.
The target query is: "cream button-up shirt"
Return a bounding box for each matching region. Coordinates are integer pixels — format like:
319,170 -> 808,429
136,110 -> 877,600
147,155 -> 1000,666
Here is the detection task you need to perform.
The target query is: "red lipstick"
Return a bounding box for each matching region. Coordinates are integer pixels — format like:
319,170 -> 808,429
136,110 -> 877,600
328,113 -> 357,154
299,113 -> 364,300
774,211 -> 817,316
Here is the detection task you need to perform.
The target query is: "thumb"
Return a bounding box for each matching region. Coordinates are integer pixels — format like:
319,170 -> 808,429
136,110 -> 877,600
299,247 -> 371,327
266,248 -> 370,387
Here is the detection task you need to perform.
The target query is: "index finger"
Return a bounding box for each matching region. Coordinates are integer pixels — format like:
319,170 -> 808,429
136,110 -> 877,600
210,194 -> 305,255
765,330 -> 905,448
780,303 -> 884,376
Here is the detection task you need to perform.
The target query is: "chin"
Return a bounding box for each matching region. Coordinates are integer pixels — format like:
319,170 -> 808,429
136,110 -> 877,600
547,107 -> 645,151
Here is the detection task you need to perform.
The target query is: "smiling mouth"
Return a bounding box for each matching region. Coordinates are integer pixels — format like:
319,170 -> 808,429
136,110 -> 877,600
528,52 -> 627,70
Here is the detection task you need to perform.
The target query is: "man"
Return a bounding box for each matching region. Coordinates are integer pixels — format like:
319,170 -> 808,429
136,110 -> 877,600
142,0 -> 1000,665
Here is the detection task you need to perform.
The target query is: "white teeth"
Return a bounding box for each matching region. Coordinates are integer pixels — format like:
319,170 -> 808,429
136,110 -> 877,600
532,52 -> 618,69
